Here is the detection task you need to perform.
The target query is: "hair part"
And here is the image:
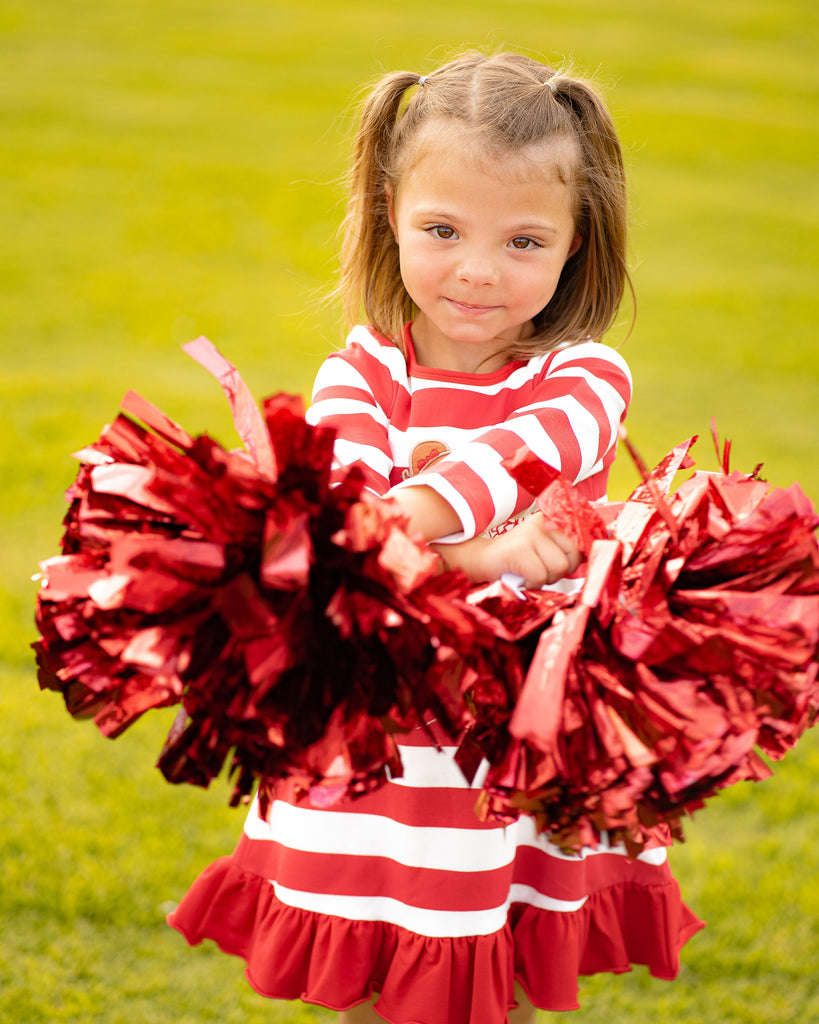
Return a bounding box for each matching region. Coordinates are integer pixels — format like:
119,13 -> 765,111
336,51 -> 633,358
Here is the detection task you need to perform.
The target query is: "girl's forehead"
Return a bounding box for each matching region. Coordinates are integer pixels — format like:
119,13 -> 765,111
398,120 -> 578,187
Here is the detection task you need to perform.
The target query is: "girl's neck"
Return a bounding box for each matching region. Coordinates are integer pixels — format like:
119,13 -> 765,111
409,314 -> 529,375
403,323 -> 525,379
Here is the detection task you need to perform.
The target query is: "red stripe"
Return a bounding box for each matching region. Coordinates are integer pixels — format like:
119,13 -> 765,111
535,410 -> 583,480
407,385 -> 529,430
272,780 -> 498,830
512,843 -> 672,901
234,833 -> 671,910
235,834 -> 514,912
347,341 -> 401,414
432,461 -> 495,532
575,473 -> 609,501
510,378 -> 613,456
317,409 -> 390,450
554,354 -> 632,399
318,348 -> 396,415
312,381 -> 381,407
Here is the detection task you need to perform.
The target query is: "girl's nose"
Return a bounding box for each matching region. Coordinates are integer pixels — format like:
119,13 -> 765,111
456,250 -> 500,286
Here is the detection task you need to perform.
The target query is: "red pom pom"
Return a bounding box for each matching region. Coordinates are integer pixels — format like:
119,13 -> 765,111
471,436 -> 819,852
33,339 -> 468,805
34,343 -> 819,853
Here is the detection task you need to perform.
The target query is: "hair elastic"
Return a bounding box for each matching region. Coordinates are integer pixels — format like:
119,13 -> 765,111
545,77 -> 557,93
417,75 -> 427,87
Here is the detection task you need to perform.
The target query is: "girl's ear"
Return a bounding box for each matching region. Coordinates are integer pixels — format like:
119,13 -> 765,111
566,232 -> 582,260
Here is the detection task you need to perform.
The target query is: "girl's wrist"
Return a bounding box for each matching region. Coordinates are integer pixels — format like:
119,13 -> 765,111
430,535 -> 489,582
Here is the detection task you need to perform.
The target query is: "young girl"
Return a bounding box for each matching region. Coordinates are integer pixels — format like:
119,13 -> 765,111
168,51 -> 704,1023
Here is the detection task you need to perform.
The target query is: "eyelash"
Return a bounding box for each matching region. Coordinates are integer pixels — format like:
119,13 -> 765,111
425,226 -> 542,250
510,236 -> 542,251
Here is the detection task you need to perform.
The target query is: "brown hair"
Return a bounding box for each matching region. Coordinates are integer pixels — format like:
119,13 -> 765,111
337,51 -> 632,358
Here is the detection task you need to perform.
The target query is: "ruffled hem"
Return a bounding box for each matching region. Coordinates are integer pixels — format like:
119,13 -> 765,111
168,856 -> 704,1023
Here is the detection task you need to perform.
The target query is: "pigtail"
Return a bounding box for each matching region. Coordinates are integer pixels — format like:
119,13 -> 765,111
531,75 -> 632,348
337,71 -> 421,345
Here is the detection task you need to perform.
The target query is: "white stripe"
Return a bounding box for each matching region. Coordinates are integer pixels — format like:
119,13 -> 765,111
508,882 -> 588,912
336,332 -> 628,405
500,414 -> 563,471
248,776 -> 661,872
635,845 -> 668,866
246,800 -> 519,873
390,743 -> 472,788
514,378 -> 622,446
550,340 -> 631,379
547,360 -> 628,398
331,437 -> 393,480
524,395 -> 602,481
389,743 -> 492,789
309,357 -> 369,407
583,455 -> 606,479
408,350 -> 556,396
448,442 -> 519,514
310,357 -> 381,398
347,324 -> 409,377
404,342 -> 628,399
308,394 -> 390,429
270,883 -> 512,937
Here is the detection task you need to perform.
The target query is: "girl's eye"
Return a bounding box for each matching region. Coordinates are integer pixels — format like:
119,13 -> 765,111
509,236 -> 540,250
428,225 -> 457,240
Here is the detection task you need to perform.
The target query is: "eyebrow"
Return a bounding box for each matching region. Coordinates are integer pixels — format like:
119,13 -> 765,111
510,222 -> 562,236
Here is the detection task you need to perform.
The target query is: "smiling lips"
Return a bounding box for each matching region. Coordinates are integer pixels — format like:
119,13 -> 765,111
446,297 -> 501,315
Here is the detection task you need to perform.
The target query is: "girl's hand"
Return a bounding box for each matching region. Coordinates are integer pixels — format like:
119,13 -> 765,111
433,511 -> 582,588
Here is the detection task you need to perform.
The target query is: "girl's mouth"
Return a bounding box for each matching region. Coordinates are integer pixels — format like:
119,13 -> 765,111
446,298 -> 500,315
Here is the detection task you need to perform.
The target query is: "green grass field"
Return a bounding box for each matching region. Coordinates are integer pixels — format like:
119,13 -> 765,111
2,1 -> 818,1021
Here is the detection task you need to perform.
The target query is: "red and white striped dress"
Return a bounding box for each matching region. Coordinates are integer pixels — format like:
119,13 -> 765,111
168,325 -> 704,1023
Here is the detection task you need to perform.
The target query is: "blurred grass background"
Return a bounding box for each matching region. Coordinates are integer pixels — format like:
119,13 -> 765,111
1,0 -> 818,1021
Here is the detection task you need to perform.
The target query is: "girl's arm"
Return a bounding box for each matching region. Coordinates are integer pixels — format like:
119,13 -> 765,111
390,485 -> 581,588
388,482 -> 462,540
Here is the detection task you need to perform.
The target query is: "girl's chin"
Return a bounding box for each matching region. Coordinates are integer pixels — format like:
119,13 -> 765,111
437,310 -> 532,344
440,324 -> 522,350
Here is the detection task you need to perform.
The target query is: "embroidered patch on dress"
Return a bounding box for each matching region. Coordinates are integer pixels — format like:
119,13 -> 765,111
410,440 -> 451,476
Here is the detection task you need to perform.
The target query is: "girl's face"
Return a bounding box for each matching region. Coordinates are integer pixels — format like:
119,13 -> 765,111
388,129 -> 581,374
